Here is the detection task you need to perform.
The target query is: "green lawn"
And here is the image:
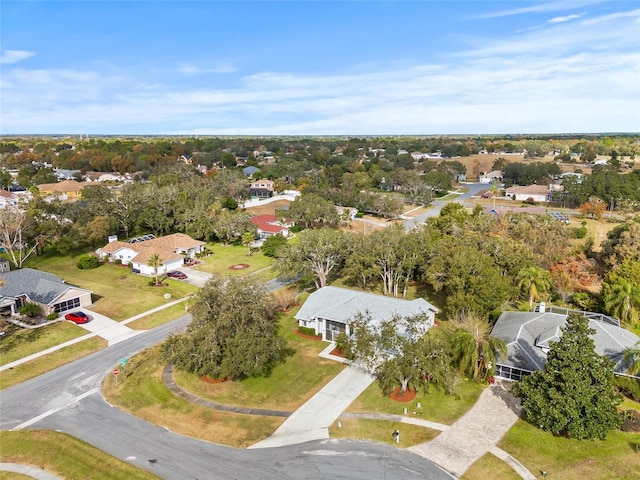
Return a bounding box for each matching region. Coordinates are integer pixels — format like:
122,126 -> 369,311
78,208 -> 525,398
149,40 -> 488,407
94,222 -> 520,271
346,379 -> 485,425
462,453 -> 521,480
329,418 -> 440,446
1,321 -> 88,365
0,337 -> 107,390
192,243 -> 276,277
172,303 -> 345,410
0,430 -> 159,480
27,251 -> 198,320
498,419 -> 640,480
125,303 -> 190,330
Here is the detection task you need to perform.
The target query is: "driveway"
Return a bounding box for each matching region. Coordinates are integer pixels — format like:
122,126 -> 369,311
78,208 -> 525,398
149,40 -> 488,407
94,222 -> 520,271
69,309 -> 141,346
179,266 -> 212,288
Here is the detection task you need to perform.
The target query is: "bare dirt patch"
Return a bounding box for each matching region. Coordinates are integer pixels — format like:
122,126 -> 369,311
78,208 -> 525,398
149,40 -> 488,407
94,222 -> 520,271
245,199 -> 292,216
228,263 -> 250,270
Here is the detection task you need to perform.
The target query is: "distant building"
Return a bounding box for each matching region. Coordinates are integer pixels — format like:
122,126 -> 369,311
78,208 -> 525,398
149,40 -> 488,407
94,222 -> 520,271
250,214 -> 293,239
250,179 -> 275,198
37,180 -> 91,201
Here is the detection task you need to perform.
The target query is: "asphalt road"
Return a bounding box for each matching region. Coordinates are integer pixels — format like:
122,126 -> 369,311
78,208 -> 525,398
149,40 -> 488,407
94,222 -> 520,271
1,315 -> 454,480
403,182 -> 488,230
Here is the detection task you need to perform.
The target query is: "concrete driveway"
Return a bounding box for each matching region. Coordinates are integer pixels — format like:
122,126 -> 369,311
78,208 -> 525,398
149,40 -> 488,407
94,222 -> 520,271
67,309 -> 141,346
180,267 -> 212,288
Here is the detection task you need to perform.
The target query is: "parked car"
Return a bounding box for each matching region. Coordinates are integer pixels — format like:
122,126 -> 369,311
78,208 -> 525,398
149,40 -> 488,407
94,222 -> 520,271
167,271 -> 187,280
65,311 -> 91,324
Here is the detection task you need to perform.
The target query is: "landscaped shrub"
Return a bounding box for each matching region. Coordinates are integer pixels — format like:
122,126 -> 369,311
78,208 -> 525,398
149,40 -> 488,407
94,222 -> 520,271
19,303 -> 41,318
355,212 -> 364,218
615,376 -> 640,402
46,312 -> 58,321
289,225 -> 303,233
114,258 -> 122,265
77,255 -> 101,270
261,233 -> 287,257
298,325 -> 320,337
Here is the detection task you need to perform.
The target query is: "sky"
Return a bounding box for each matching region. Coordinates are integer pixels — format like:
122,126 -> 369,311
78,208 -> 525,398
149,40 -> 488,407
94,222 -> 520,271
1,1 -> 639,135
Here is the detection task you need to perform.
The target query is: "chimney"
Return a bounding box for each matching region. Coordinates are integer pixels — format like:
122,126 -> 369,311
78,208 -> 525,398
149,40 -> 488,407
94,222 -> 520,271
108,235 -> 118,243
539,302 -> 546,313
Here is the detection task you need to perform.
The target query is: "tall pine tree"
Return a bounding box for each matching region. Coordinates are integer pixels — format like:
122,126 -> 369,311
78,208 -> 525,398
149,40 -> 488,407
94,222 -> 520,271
513,313 -> 622,440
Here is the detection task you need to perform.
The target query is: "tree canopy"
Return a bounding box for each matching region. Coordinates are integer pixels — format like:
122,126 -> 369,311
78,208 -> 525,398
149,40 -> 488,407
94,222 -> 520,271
162,275 -> 289,380
513,313 -> 622,440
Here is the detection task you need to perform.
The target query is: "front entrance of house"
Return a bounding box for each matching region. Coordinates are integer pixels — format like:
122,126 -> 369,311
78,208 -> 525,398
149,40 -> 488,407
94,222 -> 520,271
325,320 -> 346,342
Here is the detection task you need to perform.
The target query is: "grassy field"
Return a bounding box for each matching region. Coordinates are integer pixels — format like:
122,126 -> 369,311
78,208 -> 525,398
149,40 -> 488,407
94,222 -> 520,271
163,304 -> 345,410
346,379 -> 484,426
102,346 -> 284,448
462,453 -> 522,480
125,302 -> 190,330
0,337 -> 106,390
0,430 -> 159,480
27,251 -> 198,320
192,242 -> 276,277
498,419 -> 640,480
328,418 -> 440,446
1,321 -> 88,365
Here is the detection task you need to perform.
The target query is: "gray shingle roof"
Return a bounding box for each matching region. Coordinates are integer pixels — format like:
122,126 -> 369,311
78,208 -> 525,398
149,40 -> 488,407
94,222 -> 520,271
492,310 -> 640,375
295,286 -> 438,327
0,268 -> 88,305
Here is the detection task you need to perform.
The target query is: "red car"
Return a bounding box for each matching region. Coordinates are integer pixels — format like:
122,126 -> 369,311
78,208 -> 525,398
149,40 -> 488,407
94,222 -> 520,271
167,271 -> 187,280
65,311 -> 91,324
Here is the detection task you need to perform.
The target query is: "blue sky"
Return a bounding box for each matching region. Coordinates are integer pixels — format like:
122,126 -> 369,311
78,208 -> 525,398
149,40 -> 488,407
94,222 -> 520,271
1,1 -> 639,135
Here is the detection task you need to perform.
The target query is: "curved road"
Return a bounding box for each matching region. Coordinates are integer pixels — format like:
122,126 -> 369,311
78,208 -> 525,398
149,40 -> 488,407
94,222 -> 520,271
1,316 -> 453,480
403,182 -> 488,230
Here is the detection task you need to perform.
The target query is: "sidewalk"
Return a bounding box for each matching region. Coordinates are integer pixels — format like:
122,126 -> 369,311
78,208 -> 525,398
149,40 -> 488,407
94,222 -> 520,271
248,363 -> 375,449
0,297 -> 190,373
0,463 -> 61,480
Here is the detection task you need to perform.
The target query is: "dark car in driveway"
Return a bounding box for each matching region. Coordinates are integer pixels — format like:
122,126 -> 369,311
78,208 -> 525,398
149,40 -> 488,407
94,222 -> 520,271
65,311 -> 91,324
167,271 -> 188,280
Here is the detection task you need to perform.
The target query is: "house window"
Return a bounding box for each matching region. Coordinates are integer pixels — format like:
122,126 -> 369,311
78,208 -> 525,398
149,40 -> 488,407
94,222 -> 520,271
495,364 -> 531,382
54,297 -> 81,313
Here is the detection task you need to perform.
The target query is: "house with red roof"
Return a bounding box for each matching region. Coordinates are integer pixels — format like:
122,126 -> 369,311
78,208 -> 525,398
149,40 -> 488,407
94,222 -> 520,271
250,215 -> 293,239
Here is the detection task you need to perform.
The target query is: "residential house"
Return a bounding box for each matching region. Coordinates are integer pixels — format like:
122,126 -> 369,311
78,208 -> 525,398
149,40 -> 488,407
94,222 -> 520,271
85,171 -> 126,182
295,286 -> 439,342
479,170 -> 503,184
242,166 -> 260,178
250,214 -> 292,239
491,305 -> 639,381
505,184 -> 562,203
0,190 -> 19,208
250,179 -> 275,199
0,268 -> 93,316
96,233 -> 205,276
37,180 -> 91,201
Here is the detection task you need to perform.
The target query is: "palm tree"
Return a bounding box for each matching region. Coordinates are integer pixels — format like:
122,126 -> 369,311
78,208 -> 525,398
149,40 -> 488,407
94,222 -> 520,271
148,253 -> 162,285
603,280 -> 640,326
517,266 -> 552,310
623,342 -> 640,377
449,310 -> 506,383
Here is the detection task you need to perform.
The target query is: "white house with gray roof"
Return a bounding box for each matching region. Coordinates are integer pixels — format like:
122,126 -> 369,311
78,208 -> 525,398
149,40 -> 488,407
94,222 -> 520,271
491,306 -> 639,381
295,286 -> 439,342
0,268 -> 93,316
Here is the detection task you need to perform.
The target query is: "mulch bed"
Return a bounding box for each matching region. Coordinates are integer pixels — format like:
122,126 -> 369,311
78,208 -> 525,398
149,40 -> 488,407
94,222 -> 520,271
329,348 -> 347,358
200,375 -> 231,384
228,263 -> 250,270
622,409 -> 640,433
389,386 -> 416,403
294,329 -> 322,341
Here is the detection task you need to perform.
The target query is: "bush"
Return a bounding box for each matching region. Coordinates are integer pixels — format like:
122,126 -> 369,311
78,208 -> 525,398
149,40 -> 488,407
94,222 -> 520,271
615,376 -> 640,402
571,226 -> 588,239
355,212 -> 364,218
298,325 -> 320,337
114,258 -> 122,265
19,303 -> 41,318
77,255 -> 101,270
46,312 -> 59,321
289,225 -> 303,233
261,233 -> 288,257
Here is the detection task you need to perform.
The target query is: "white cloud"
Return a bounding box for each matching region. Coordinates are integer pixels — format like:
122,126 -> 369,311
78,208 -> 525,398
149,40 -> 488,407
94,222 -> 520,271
177,63 -> 236,75
0,49 -> 35,64
476,1 -> 600,19
549,13 -> 585,23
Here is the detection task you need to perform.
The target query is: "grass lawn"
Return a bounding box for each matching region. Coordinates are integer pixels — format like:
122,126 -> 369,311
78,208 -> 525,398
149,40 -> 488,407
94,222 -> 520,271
329,418 -> 440,446
171,303 -> 345,410
346,380 -> 485,426
102,346 -> 284,448
0,430 -> 159,480
0,472 -> 32,479
193,243 -> 275,277
125,303 -> 189,330
462,453 -> 522,480
27,251 -> 198,320
0,337 -> 106,390
1,321 -> 88,365
498,419 -> 640,480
